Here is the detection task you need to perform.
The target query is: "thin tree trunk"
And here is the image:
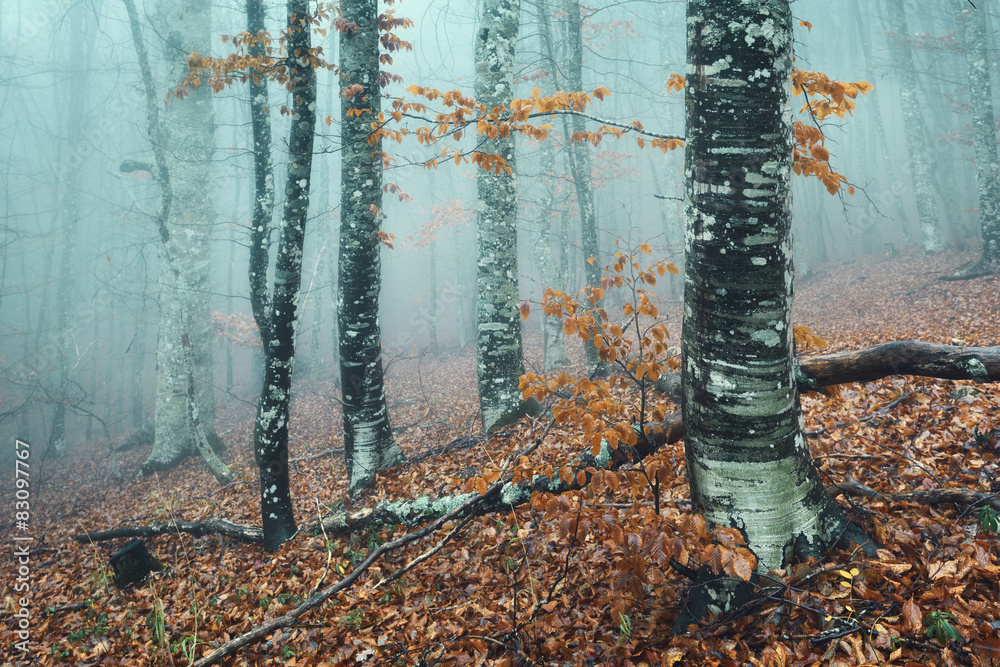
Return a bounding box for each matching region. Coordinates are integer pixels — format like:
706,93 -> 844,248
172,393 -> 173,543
131,302 -> 147,430
530,0 -> 570,372
883,0 -> 946,253
49,3 -> 93,457
252,0 -> 319,550
955,0 -> 1000,272
339,0 -> 406,493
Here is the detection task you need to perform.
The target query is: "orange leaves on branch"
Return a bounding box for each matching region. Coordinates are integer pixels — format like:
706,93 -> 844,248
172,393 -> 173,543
375,230 -> 395,249
212,311 -> 262,348
789,68 -> 869,195
666,74 -> 685,92
395,84 -> 682,172
521,242 -> 680,472
791,68 -> 872,120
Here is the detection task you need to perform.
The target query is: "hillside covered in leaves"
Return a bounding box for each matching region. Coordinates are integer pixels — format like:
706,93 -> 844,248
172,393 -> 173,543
2,246 -> 999,666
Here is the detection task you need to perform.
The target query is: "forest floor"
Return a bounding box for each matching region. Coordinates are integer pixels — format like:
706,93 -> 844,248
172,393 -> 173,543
2,246 -> 1000,667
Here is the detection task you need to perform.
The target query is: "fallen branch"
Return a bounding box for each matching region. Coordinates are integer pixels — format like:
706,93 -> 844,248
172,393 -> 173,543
74,519 -> 262,544
798,340 -> 1000,386
75,340 -> 1000,544
835,475 -> 1000,512
309,414 -> 684,538
189,419 -> 552,667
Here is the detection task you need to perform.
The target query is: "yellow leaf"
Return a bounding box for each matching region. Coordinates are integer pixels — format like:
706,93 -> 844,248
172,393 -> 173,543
531,86 -> 540,100
587,256 -> 596,265
799,20 -> 813,32
665,261 -> 679,275
639,242 -> 652,255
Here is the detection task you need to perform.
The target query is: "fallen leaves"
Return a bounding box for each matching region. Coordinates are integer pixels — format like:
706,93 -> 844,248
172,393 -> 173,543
3,248 -> 1000,666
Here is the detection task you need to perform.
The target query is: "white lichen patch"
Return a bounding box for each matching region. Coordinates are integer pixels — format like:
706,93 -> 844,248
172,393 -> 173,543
750,328 -> 781,347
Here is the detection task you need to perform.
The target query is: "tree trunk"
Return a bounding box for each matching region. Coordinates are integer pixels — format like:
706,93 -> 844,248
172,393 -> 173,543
529,6 -> 570,372
246,0 -> 276,376
475,0 -> 535,433
250,0 -> 319,551
883,0 -> 946,254
123,0 -> 233,486
563,0 -> 602,371
955,0 -> 1000,272
146,0 -> 222,472
681,0 -> 862,597
339,0 -> 406,494
49,3 -> 95,457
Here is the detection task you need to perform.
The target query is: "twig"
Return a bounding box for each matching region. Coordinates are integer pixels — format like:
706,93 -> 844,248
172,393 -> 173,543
190,417 -> 556,667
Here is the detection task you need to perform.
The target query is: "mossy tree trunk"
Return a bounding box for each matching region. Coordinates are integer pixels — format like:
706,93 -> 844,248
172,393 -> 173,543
681,0 -> 863,620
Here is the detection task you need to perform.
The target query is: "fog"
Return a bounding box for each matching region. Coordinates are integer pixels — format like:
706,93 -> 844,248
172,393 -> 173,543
0,0 -> 994,463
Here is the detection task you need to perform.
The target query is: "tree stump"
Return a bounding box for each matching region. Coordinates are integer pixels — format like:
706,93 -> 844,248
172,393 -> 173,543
109,539 -> 162,588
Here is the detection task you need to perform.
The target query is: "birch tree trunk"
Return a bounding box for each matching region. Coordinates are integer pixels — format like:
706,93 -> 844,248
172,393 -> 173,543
474,0 -> 536,433
681,0 -> 864,619
883,0 -> 946,254
955,1 -> 1000,271
146,0 -> 223,472
339,0 -> 406,494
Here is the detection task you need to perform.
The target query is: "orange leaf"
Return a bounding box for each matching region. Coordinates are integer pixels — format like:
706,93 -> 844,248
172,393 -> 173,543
520,301 -> 530,321
639,242 -> 652,255
902,598 -> 922,633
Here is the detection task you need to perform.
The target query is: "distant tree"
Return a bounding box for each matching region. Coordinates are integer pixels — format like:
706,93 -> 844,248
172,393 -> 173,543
883,0 -> 946,254
48,3 -> 94,457
953,0 -> 1000,274
563,0 -> 602,374
143,0 -> 225,474
338,0 -> 406,493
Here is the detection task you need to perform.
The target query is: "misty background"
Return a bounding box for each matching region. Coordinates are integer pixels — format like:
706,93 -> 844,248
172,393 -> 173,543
0,0 -> 987,461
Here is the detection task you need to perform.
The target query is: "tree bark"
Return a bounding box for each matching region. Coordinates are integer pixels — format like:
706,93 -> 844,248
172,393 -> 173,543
883,0 -> 946,254
681,0 -> 861,586
123,0 -> 233,486
955,1 -> 1000,272
474,0 -> 535,433
146,0 -> 223,473
252,0 -> 318,551
339,0 -> 406,494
